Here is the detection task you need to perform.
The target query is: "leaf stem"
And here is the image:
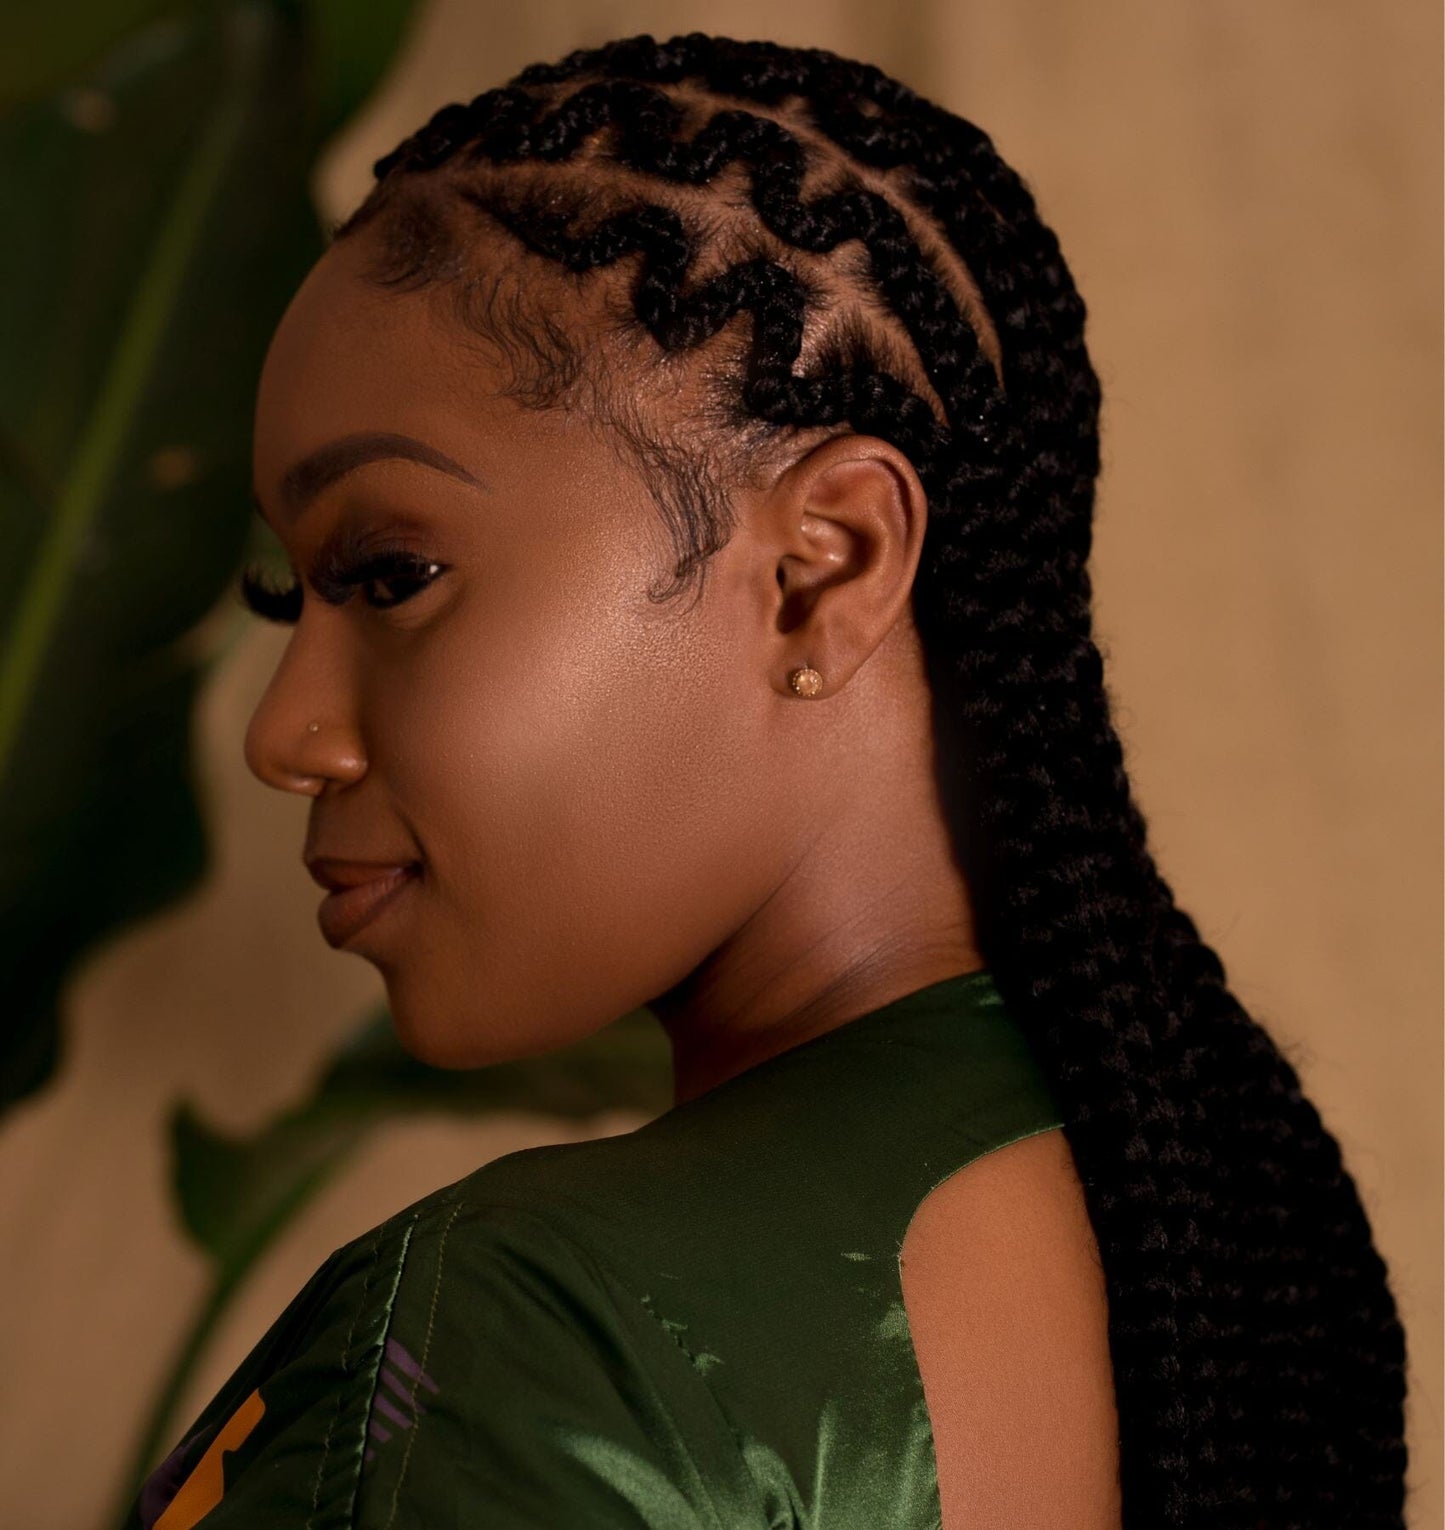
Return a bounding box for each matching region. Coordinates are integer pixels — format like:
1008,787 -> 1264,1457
108,1263 -> 241,1530
107,1124 -> 361,1528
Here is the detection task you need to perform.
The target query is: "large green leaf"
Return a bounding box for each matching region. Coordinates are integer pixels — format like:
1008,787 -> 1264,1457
0,0 -> 418,1115
2,1 -> 186,108
172,1004 -> 674,1270
115,1004 -> 673,1517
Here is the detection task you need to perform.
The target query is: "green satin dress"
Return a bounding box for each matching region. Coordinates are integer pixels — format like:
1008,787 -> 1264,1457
128,969 -> 1064,1529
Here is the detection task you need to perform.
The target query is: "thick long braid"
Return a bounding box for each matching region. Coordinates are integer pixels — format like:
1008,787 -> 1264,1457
338,34 -> 1408,1525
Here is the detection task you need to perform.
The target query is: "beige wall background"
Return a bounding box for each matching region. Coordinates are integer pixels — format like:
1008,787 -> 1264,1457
1,2 -> 1439,1525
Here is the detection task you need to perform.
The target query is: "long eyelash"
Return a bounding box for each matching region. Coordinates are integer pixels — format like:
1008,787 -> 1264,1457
237,537 -> 447,625
310,546 -> 445,607
239,562 -> 303,623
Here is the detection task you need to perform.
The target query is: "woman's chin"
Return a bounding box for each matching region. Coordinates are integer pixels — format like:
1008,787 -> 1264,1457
383,993 -> 480,1070
380,979 -> 528,1072
378,964 -> 616,1072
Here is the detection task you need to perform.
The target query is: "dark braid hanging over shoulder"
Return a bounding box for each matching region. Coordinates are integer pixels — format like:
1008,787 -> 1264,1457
332,32 -> 1410,1527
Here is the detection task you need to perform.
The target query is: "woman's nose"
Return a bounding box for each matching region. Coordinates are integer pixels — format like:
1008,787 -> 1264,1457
243,643 -> 366,797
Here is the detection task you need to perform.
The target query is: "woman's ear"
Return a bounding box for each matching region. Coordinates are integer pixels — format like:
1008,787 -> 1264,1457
752,433 -> 928,700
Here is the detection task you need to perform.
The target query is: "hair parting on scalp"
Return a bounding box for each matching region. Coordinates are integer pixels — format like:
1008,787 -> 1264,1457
328,32 -> 1409,1526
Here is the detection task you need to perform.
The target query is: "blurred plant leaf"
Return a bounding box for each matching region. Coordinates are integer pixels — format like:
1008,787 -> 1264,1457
3,0 -> 186,108
0,0 -> 417,1117
115,1004 -> 672,1517
171,1004 -> 673,1269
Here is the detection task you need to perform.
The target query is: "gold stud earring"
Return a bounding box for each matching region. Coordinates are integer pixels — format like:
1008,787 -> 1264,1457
788,665 -> 823,698
306,720 -> 320,733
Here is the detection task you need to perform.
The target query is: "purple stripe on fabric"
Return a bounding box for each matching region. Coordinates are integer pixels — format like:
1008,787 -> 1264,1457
381,1365 -> 426,1409
373,1391 -> 414,1430
367,1417 -> 393,1443
384,1336 -> 440,1394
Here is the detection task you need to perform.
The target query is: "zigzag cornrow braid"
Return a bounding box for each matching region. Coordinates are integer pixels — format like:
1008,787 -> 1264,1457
339,31 -> 1410,1526
462,184 -> 955,486
509,39 -> 1099,580
376,77 -> 1008,483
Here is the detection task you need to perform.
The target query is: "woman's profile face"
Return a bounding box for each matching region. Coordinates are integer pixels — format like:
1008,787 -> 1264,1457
245,228 -> 808,1067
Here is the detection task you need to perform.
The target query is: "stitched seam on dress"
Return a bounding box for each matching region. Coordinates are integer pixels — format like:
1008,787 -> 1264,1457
341,1215 -> 417,1528
307,1232 -> 384,1529
381,1198 -> 463,1530
621,1290 -> 767,1529
409,1198 -> 738,1427
510,1208 -> 735,1530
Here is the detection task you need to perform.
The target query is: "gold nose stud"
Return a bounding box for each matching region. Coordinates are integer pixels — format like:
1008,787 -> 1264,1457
306,720 -> 320,733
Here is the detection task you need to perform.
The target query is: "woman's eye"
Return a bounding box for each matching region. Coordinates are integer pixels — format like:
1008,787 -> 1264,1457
356,556 -> 447,609
237,549 -> 448,625
315,546 -> 450,612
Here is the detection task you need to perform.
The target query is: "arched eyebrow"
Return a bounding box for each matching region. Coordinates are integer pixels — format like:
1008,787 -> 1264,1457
253,431 -> 489,525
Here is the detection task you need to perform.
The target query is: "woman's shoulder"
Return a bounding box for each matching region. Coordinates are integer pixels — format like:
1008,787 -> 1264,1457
130,1145 -> 758,1528
351,1118 -> 705,1284
130,992 -> 1070,1529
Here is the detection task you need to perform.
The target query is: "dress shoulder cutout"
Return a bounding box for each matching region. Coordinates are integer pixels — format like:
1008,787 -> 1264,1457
901,1125 -> 1122,1528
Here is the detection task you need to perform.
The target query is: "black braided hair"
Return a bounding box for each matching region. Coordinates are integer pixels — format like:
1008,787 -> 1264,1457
330,33 -> 1410,1527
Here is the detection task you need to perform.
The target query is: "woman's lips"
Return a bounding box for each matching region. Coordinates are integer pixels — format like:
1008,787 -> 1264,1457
313,863 -> 421,949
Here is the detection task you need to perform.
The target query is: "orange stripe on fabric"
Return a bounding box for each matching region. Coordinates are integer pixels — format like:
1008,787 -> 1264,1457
153,1388 -> 266,1530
